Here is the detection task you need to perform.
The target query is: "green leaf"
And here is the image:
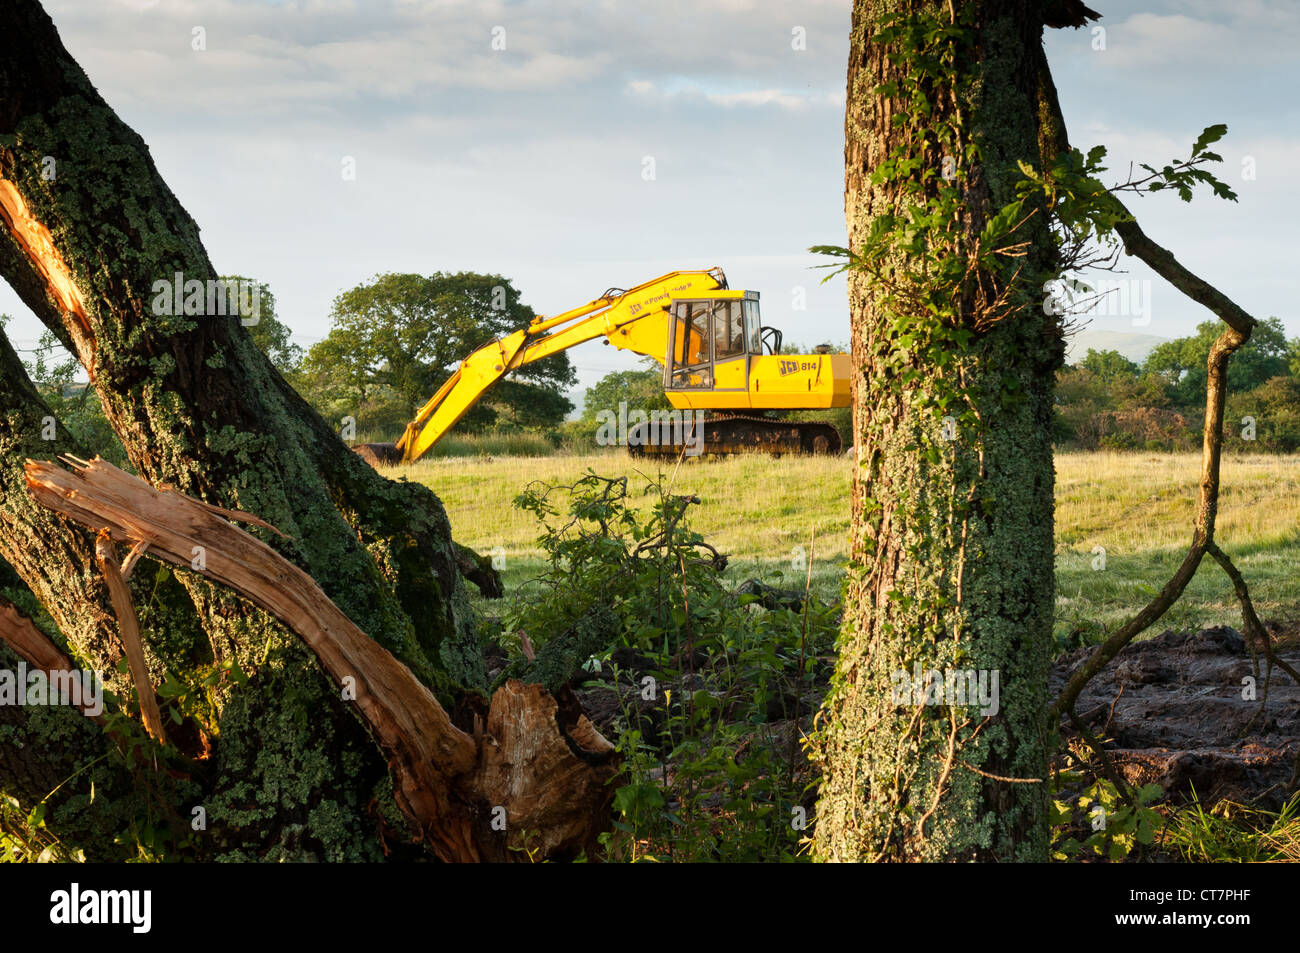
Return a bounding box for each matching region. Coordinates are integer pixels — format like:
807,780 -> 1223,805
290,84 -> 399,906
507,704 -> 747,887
1137,783 -> 1164,804
1191,123 -> 1228,156
613,782 -> 664,818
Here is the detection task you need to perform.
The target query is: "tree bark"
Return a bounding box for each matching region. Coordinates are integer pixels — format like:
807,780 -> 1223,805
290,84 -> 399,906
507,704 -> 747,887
0,331 -> 120,663
0,0 -> 585,861
0,0 -> 479,690
813,0 -> 1066,861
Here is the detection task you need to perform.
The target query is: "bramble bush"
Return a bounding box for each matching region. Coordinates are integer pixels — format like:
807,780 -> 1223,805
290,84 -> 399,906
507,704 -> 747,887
494,470 -> 839,861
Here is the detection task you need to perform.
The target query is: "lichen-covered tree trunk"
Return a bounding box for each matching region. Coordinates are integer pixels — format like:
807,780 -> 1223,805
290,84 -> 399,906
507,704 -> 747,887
0,332 -> 224,859
813,0 -> 1068,861
0,1 -> 480,688
0,0 -> 517,860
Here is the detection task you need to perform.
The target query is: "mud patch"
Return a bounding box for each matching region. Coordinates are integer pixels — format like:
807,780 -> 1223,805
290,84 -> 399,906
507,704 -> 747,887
1052,623 -> 1300,808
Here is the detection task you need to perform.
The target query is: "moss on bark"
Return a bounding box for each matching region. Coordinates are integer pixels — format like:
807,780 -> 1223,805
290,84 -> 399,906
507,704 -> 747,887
813,0 -> 1063,862
0,0 -> 487,858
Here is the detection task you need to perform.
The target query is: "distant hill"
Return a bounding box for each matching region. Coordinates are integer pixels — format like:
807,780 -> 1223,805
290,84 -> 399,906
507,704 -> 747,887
1063,329 -> 1169,366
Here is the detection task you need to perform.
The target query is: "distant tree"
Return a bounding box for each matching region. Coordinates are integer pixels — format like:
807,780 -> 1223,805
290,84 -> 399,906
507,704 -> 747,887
1144,316 -> 1289,404
560,365 -> 670,449
1229,375 -> 1300,452
1078,348 -> 1138,383
300,272 -> 575,433
490,379 -> 575,431
580,366 -> 671,420
1287,336 -> 1300,378
222,277 -> 302,374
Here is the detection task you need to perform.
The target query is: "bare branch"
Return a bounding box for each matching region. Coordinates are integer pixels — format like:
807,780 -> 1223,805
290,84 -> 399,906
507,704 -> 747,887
1112,209 -> 1255,338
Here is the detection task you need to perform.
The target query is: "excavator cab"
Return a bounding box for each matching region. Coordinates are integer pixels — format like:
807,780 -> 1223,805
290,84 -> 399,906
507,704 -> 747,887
663,288 -> 848,417
649,287 -> 848,455
666,292 -> 765,392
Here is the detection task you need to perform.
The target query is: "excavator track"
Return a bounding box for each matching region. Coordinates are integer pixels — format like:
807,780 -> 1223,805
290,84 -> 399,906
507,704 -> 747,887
627,413 -> 841,458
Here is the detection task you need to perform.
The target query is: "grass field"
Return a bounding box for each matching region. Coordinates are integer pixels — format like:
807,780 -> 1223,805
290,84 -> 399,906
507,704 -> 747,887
388,451 -> 1300,648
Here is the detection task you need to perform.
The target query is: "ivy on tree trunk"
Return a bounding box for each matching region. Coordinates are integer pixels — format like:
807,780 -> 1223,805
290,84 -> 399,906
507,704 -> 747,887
812,0 -> 1071,862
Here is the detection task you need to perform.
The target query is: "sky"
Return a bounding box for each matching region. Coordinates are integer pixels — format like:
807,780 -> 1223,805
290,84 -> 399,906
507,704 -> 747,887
2,0 -> 1296,402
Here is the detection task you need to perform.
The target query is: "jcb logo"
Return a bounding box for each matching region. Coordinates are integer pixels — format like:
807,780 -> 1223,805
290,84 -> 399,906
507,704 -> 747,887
778,359 -> 815,376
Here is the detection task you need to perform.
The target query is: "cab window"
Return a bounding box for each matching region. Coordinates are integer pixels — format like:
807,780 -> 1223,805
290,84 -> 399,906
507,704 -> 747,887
744,300 -> 762,353
713,301 -> 745,360
673,301 -> 711,367
670,301 -> 713,388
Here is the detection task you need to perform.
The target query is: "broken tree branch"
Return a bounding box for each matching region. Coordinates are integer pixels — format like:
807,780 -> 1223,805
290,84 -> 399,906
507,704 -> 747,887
1050,312 -> 1247,720
27,454 -> 479,859
0,596 -> 103,722
94,529 -> 167,745
25,455 -> 618,862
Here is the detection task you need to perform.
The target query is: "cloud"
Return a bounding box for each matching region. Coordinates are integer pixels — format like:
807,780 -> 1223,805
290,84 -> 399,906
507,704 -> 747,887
4,0 -> 1290,375
625,79 -> 840,111
1077,5 -> 1300,72
45,0 -> 849,112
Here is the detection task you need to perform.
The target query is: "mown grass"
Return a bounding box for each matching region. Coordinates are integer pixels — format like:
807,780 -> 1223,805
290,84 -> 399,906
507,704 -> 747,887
1054,452 -> 1300,646
389,450 -> 1300,646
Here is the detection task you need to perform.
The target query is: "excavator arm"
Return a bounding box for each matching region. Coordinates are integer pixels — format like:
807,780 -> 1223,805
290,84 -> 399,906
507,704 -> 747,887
395,268 -> 728,463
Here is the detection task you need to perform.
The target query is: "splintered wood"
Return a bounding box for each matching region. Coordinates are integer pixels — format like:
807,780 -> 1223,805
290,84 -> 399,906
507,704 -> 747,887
0,179 -> 96,364
94,530 -> 167,745
24,455 -> 617,862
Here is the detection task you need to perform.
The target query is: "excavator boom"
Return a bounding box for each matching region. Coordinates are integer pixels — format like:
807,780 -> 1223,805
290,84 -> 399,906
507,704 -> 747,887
395,268 -> 729,463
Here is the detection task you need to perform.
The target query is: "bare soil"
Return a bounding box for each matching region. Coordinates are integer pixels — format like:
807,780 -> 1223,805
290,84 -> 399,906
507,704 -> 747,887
554,613 -> 1300,815
1053,621 -> 1300,808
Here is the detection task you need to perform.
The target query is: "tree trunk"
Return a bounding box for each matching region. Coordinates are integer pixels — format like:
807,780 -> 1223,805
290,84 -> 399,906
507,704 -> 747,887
813,0 -> 1067,861
0,0 -> 597,861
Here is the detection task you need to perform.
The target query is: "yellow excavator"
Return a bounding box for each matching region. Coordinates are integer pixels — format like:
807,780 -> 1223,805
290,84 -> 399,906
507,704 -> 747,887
357,267 -> 850,464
